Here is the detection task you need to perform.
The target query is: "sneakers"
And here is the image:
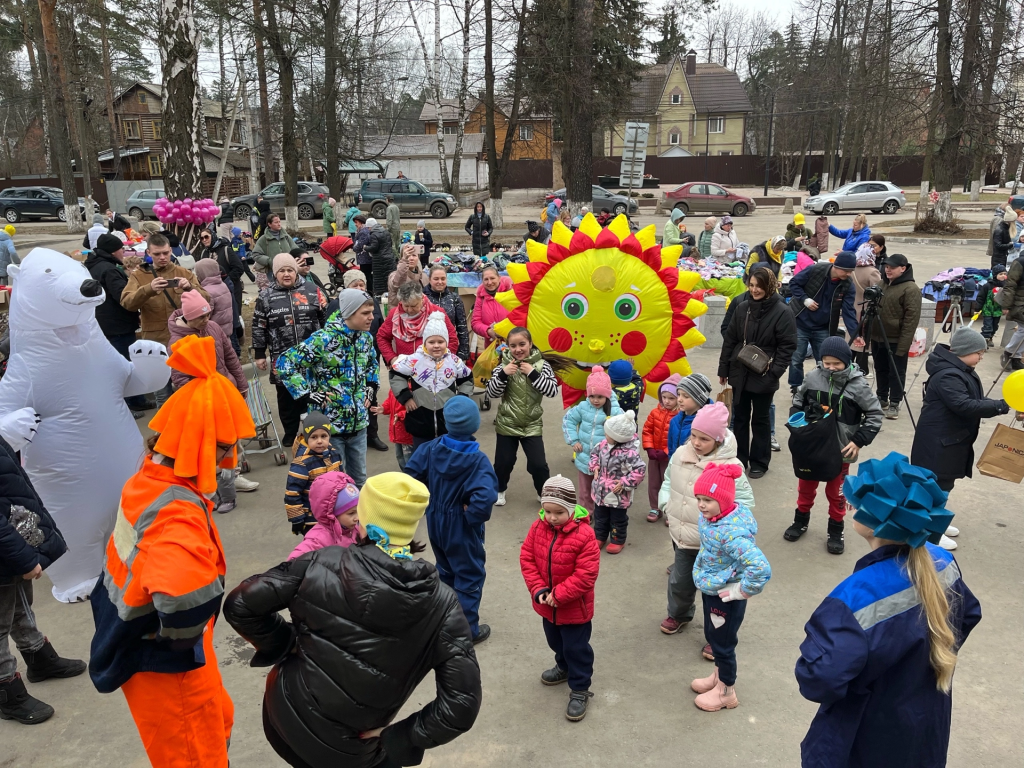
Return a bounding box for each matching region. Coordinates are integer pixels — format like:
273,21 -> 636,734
691,666 -> 719,694
784,511 -> 810,541
826,519 -> 845,555
566,690 -> 593,721
694,683 -> 739,711
21,640 -> 87,683
660,616 -> 689,635
748,467 -> 766,479
234,475 -> 259,492
495,491 -> 506,507
878,398 -> 889,410
646,509 -> 662,522
946,525 -> 959,537
702,643 -> 715,661
770,435 -> 781,452
215,500 -> 236,514
605,542 -> 624,555
939,534 -> 957,551
472,624 -> 491,644
885,403 -> 900,420
0,674 -> 53,725
596,538 -> 607,549
541,666 -> 568,686
986,337 -> 995,348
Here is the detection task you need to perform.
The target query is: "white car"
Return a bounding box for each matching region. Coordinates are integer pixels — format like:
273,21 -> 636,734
804,181 -> 906,215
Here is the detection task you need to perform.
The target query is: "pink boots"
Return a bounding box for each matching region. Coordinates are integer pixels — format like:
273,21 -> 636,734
690,667 -> 740,711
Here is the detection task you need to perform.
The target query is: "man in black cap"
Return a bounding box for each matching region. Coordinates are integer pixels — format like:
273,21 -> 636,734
859,253 -> 921,420
84,233 -> 146,416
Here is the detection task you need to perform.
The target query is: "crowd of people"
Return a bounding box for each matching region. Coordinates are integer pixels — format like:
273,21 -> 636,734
0,198 -> 1017,768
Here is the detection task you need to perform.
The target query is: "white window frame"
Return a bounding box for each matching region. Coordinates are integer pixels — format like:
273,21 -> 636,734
442,125 -> 458,135
671,93 -> 681,105
708,116 -> 725,134
519,123 -> 534,141
669,132 -> 680,145
719,151 -> 732,156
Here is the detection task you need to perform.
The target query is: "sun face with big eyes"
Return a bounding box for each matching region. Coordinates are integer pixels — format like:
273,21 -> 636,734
494,213 -> 708,405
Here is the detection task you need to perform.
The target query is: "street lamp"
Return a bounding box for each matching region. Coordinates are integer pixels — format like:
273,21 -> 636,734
763,81 -> 794,197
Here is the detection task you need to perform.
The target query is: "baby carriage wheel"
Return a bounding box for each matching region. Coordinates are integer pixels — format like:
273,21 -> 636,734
240,460 -> 251,474
274,452 -> 287,466
259,439 -> 272,449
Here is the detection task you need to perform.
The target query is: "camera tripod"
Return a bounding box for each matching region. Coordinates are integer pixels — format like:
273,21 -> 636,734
858,297 -> 917,429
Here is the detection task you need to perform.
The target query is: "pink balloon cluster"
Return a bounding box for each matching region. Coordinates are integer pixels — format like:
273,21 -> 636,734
153,196 -> 220,227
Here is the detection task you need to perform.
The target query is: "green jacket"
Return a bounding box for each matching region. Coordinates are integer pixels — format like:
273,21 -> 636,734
663,219 -> 684,249
486,347 -> 559,437
866,266 -> 922,356
322,201 -> 336,234
253,227 -> 293,271
386,203 -> 401,234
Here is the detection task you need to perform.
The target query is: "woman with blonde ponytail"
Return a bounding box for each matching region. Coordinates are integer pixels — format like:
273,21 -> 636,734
795,452 -> 981,768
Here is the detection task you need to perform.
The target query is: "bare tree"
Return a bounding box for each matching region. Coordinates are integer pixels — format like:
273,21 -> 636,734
159,0 -> 203,199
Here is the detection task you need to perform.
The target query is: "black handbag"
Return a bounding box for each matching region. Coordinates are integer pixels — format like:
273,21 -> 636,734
737,310 -> 773,375
786,382 -> 850,482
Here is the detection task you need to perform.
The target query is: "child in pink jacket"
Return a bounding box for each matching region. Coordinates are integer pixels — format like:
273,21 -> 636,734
587,409 -> 646,555
288,471 -> 361,560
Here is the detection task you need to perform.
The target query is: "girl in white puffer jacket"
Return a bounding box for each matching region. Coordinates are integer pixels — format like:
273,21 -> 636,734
656,402 -> 754,648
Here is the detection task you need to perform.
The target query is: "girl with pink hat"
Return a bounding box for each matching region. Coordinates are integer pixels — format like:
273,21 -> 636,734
562,367 -> 623,513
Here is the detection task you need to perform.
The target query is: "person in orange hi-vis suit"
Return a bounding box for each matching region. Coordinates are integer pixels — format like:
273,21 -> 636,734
88,335 -> 255,768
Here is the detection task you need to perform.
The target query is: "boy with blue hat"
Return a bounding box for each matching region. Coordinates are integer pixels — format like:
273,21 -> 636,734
607,360 -> 644,414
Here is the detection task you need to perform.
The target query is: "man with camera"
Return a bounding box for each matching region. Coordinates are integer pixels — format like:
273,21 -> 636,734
857,253 -> 921,420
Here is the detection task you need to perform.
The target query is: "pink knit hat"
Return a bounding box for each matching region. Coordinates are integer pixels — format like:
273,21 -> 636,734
181,290 -> 211,321
586,366 -> 613,398
691,402 -> 730,443
693,462 -> 743,514
659,373 -> 682,398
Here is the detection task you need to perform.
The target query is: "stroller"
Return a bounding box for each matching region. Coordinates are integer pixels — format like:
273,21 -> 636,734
318,235 -> 356,297
238,349 -> 288,472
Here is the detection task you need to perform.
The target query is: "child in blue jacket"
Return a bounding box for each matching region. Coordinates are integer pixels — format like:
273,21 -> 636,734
795,452 -> 981,768
562,367 -> 623,512
667,373 -> 713,456
404,396 -> 499,644
691,462 -> 771,713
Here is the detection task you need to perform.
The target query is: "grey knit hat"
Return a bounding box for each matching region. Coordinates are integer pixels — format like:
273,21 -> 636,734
676,373 -> 712,405
949,327 -> 987,357
540,475 -> 577,514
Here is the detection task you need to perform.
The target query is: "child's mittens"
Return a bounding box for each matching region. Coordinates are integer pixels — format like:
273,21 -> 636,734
647,447 -> 667,461
291,519 -> 309,536
718,582 -> 749,602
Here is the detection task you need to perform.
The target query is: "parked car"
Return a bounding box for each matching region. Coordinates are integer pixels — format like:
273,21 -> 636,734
545,185 -> 639,216
664,182 -> 755,217
803,181 -> 905,215
126,188 -> 164,220
0,186 -> 86,223
230,182 -> 331,221
358,179 -> 457,219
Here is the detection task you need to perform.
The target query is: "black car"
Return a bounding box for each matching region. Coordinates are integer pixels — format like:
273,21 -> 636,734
229,182 -> 331,221
1,186 -> 86,223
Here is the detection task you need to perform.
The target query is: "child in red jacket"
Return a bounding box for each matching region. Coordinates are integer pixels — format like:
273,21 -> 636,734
520,475 -> 601,722
380,390 -> 414,469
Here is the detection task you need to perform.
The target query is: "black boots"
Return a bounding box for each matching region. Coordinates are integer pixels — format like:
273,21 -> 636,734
566,690 -> 593,721
827,519 -> 845,555
22,639 -> 88,683
471,624 -> 491,645
541,666 -> 568,686
784,511 -> 810,541
0,674 -> 53,724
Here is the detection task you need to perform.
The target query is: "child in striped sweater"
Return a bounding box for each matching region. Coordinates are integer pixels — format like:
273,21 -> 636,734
284,411 -> 344,534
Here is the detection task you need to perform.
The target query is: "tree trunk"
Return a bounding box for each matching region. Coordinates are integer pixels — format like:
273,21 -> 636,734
564,0 -> 594,215
97,5 -> 120,178
448,0 -> 473,200
159,0 -> 203,200
409,0 -> 451,193
36,0 -> 83,232
324,0 -> 342,198
212,74 -> 242,202
253,0 -> 273,186
62,12 -> 93,210
263,2 -> 299,229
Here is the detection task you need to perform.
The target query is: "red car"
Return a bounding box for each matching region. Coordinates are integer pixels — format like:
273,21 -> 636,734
664,182 -> 755,217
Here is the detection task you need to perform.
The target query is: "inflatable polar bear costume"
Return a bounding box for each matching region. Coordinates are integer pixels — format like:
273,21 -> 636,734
0,248 -> 170,602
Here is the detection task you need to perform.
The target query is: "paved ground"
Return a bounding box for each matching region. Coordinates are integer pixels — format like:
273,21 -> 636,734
5,216 -> 1023,767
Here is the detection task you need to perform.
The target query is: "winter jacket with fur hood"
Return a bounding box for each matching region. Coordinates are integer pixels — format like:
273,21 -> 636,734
520,506 -> 600,625
288,471 -> 360,560
588,436 -> 646,508
658,431 -> 753,551
792,363 -> 883,460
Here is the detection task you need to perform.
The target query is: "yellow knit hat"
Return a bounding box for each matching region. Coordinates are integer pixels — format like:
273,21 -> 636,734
358,472 -> 429,547
3,225 -> 14,236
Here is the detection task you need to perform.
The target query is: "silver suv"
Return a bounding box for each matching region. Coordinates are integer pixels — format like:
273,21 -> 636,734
126,189 -> 163,220
804,181 -> 905,215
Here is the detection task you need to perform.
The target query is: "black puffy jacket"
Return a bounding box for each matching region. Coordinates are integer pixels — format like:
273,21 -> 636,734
0,436 -> 66,582
84,248 -> 140,337
224,544 -> 481,768
911,344 -> 1009,481
464,210 -> 493,256
365,224 -> 396,298
718,292 -> 797,395
195,237 -> 245,286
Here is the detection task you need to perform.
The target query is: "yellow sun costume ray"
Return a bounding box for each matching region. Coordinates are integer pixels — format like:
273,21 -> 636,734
495,213 -> 707,406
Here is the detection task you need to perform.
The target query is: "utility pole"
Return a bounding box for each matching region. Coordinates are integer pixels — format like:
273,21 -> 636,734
763,82 -> 793,197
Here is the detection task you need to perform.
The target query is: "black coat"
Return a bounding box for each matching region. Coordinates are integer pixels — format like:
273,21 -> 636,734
365,225 -> 396,298
718,292 -> 797,395
84,248 -> 140,337
464,211 -> 493,256
414,228 -> 433,265
195,238 -> 245,286
223,544 -> 481,768
911,344 -> 1009,481
991,222 -> 1013,268
0,436 -> 66,581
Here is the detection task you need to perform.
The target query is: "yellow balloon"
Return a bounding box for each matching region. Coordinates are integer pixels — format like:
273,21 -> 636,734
1003,369 -> 1024,412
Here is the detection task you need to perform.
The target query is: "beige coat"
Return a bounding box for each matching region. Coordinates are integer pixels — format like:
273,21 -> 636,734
120,262 -> 208,346
658,431 -> 754,550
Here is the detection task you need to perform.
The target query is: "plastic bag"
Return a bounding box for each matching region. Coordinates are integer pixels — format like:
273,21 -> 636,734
908,328 -> 927,357
473,341 -> 500,389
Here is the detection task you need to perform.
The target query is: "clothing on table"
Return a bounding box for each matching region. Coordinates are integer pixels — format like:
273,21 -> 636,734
494,434 -> 549,495
542,619 -> 594,692
667,544 -> 698,623
593,504 -> 629,545
0,581 -> 45,682
734,390 -> 774,474
276,384 -> 310,448
330,429 -> 368,488
797,462 -> 850,522
284,437 -> 344,526
701,592 -> 746,686
871,340 -> 909,405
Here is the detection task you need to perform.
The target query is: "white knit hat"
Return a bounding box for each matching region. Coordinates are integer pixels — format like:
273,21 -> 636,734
422,311 -> 449,344
603,410 -> 637,444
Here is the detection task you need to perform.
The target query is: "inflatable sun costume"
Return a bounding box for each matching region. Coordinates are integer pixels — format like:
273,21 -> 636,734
495,214 -> 707,406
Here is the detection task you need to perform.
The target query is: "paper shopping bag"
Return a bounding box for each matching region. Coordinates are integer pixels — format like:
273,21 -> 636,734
976,423 -> 1024,484
716,386 -> 733,416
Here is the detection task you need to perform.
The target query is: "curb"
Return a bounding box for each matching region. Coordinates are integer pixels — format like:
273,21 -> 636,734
880,236 -> 987,246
